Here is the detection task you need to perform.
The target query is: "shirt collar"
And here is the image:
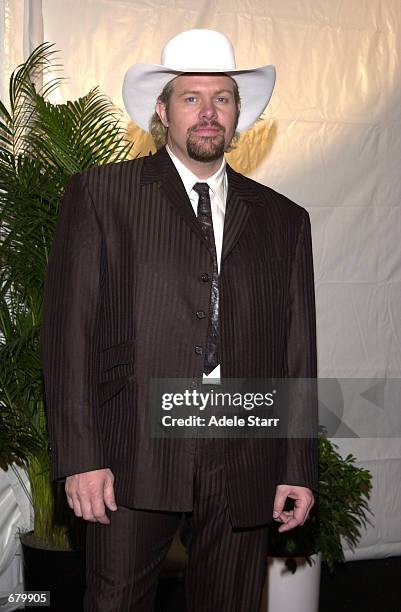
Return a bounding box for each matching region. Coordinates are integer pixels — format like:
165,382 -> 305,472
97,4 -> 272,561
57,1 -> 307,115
166,145 -> 227,212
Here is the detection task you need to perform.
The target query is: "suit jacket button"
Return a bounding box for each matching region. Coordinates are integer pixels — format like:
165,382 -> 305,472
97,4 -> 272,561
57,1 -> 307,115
196,310 -> 206,319
200,273 -> 210,282
194,346 -> 203,355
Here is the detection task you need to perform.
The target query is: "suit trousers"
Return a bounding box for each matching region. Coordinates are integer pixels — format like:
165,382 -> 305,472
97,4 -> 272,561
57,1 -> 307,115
84,438 -> 269,611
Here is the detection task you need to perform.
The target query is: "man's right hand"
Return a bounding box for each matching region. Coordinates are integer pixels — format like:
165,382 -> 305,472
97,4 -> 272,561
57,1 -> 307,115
65,468 -> 117,524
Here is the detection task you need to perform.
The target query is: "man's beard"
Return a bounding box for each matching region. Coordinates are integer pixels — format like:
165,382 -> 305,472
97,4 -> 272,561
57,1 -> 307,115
186,121 -> 228,162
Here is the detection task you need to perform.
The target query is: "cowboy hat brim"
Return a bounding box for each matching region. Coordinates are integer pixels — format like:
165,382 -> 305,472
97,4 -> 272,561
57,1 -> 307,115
122,63 -> 276,133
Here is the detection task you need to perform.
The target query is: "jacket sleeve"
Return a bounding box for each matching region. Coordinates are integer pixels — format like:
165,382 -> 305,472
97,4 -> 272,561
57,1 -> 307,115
279,210 -> 319,493
40,172 -> 106,481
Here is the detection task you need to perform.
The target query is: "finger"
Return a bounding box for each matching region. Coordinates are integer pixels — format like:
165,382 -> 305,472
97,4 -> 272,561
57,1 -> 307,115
303,495 -> 315,522
103,479 -> 117,512
90,492 -> 110,524
274,510 -> 293,524
71,494 -> 83,519
293,495 -> 314,524
278,507 -> 307,531
280,500 -> 311,531
299,504 -> 312,525
66,494 -> 74,510
272,486 -> 289,519
299,502 -> 314,525
278,516 -> 302,532
78,495 -> 97,522
65,479 -> 79,513
96,512 -> 110,525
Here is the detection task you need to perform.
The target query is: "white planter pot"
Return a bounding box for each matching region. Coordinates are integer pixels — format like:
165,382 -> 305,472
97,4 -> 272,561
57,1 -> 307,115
0,465 -> 31,611
266,553 -> 322,612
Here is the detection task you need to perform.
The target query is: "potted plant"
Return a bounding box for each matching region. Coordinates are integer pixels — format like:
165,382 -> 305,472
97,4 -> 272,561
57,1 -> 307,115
0,43 -> 132,608
266,432 -> 372,611
0,403 -> 41,471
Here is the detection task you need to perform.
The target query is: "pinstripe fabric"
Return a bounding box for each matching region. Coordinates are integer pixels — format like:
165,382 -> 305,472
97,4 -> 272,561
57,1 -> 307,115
84,437 -> 268,612
84,506 -> 181,611
183,438 -> 269,611
40,146 -> 318,528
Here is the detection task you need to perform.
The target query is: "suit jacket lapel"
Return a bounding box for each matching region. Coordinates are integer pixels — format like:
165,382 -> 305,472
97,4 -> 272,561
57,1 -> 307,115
141,148 -> 257,262
141,147 -> 206,245
222,164 -> 252,263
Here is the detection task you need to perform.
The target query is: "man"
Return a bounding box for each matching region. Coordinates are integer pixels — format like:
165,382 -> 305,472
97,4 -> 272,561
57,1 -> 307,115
41,29 -> 318,611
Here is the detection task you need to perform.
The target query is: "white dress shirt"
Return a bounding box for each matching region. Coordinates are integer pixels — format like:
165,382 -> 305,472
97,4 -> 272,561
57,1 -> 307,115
166,145 -> 226,382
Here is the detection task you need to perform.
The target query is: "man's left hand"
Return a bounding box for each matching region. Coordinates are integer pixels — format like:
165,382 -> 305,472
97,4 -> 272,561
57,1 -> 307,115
272,484 -> 315,533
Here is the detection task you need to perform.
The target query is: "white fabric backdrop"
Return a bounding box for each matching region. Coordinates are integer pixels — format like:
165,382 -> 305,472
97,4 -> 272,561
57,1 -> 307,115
1,0 -> 400,579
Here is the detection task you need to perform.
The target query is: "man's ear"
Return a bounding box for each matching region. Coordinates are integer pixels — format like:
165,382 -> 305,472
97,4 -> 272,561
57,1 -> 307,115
156,101 -> 169,127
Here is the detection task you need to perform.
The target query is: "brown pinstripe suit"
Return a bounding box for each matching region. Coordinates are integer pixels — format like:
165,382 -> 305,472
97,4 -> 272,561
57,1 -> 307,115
40,146 -> 318,529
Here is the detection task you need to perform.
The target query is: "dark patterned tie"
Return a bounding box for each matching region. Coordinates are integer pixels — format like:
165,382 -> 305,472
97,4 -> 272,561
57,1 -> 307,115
193,182 -> 219,375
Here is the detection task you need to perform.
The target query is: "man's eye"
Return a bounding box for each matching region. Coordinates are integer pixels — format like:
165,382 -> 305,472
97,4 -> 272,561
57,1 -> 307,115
185,96 -> 197,103
216,97 -> 228,103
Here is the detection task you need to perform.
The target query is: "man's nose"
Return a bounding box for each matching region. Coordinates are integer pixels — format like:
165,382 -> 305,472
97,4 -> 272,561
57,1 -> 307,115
199,100 -> 217,120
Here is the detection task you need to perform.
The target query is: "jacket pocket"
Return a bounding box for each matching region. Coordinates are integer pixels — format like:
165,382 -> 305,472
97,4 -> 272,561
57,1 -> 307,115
98,376 -> 134,406
101,341 -> 135,372
98,341 -> 135,405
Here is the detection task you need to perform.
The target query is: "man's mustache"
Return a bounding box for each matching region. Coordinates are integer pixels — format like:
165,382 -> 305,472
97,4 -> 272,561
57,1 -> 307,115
188,121 -> 225,135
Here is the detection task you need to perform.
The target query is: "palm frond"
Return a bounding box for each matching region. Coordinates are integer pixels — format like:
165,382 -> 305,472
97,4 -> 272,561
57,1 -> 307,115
0,42 -> 134,547
5,43 -> 63,159
27,87 -> 132,174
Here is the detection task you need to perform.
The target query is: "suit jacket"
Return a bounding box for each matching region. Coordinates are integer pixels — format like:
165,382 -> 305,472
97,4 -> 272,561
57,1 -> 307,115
40,146 -> 318,527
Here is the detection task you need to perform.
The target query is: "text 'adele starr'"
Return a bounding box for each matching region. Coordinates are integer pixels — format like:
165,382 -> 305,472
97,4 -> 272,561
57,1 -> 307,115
161,415 -> 280,427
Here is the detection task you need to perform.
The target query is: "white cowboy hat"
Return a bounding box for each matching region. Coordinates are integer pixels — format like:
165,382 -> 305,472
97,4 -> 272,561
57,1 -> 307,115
122,29 -> 276,133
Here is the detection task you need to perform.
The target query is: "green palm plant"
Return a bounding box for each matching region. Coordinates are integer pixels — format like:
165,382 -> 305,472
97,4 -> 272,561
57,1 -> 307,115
0,43 -> 132,548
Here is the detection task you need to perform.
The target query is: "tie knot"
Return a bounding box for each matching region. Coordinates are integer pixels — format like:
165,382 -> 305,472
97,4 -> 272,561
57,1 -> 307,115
193,182 -> 210,198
